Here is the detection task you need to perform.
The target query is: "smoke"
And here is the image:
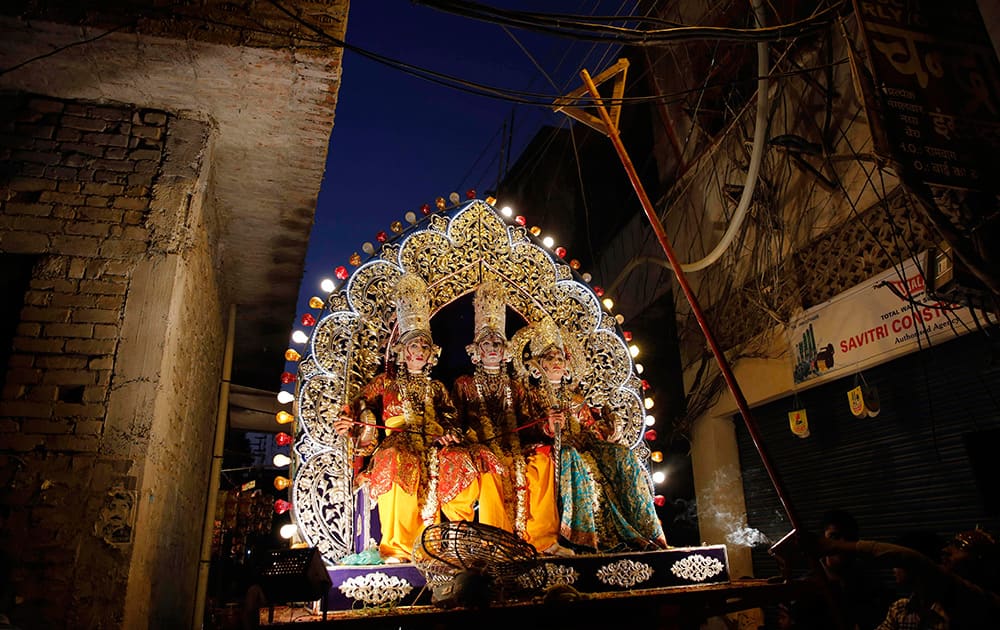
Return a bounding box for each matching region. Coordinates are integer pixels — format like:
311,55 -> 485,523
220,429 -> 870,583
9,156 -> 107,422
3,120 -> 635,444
727,526 -> 772,547
700,465 -> 774,549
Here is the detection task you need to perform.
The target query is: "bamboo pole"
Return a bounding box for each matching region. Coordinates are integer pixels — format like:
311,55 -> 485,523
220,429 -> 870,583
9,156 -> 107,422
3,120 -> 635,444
578,69 -> 802,534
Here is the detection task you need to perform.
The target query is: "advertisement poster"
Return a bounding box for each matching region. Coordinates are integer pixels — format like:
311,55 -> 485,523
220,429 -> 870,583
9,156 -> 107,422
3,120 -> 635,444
789,254 -> 976,384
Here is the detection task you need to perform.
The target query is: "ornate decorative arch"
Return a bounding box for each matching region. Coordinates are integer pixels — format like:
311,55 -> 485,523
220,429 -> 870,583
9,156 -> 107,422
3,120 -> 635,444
291,200 -> 647,563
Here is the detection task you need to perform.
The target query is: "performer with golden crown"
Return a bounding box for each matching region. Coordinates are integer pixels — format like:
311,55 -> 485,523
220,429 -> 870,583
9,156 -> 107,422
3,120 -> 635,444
334,274 -> 479,562
521,318 -> 668,552
451,283 -> 570,554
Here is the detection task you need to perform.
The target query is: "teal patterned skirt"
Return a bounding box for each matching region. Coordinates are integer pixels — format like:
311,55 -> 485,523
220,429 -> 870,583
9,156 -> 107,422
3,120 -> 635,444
557,440 -> 665,550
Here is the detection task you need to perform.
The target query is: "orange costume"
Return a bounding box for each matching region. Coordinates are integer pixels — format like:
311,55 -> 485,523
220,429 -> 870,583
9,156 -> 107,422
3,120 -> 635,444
348,273 -> 481,561
354,371 -> 479,560
452,371 -> 560,551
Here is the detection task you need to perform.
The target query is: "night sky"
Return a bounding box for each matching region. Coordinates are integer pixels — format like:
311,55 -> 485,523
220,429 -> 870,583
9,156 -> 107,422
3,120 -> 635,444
291,1 -> 634,327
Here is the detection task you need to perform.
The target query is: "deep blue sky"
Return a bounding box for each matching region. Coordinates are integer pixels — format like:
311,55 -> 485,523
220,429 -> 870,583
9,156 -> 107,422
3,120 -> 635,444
292,1 -> 633,327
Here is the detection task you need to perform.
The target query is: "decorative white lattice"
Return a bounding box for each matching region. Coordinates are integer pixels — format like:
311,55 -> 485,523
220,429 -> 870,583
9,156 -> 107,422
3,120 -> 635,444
544,563 -> 579,587
670,554 -> 725,582
338,572 -> 414,605
595,559 -> 654,587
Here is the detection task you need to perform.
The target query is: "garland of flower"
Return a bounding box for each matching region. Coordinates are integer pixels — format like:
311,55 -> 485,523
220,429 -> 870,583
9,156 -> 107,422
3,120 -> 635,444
473,368 -> 527,537
398,371 -> 440,526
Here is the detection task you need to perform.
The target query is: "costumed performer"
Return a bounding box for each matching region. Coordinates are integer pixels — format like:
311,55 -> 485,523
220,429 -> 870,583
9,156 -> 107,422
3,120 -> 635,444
334,273 -> 478,562
522,318 -> 667,551
451,283 -> 570,555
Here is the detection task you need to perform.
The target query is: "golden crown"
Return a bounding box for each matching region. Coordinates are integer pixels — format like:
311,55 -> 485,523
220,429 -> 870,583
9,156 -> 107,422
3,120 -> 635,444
528,317 -> 564,359
473,281 -> 506,342
394,273 -> 432,343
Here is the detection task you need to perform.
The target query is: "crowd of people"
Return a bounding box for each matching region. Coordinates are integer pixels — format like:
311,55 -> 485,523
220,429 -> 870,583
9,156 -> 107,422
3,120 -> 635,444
774,510 -> 1000,629
333,276 -> 666,563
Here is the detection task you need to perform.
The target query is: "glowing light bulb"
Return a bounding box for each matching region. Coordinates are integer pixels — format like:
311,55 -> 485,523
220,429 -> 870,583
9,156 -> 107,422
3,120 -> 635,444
308,296 -> 325,309
275,432 -> 292,447
274,476 -> 291,491
485,196 -> 497,206
448,192 -> 460,205
644,397 -> 654,409
274,499 -> 291,514
582,273 -> 592,282
654,495 -> 666,506
629,345 -> 640,358
652,471 -> 666,484
500,206 -> 513,217
542,236 -> 554,248
645,414 -> 656,426
276,411 -> 294,425
279,523 -> 298,539
272,453 -> 291,468
277,391 -> 294,405
615,314 -> 624,324
602,298 -> 614,310
405,211 -> 417,224
320,278 -> 335,293
291,330 -> 308,344
284,349 -> 301,362
635,363 -> 644,375
651,451 -> 664,463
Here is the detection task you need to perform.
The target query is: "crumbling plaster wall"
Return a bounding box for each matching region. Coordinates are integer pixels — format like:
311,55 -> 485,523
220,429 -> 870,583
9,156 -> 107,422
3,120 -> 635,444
0,93 -> 223,629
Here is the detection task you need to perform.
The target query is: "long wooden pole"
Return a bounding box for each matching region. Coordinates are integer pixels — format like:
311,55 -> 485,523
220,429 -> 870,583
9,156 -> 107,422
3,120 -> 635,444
579,69 -> 802,534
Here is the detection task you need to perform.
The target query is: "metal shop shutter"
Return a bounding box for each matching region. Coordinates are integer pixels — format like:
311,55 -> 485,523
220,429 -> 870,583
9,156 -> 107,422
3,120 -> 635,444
733,331 -> 1000,576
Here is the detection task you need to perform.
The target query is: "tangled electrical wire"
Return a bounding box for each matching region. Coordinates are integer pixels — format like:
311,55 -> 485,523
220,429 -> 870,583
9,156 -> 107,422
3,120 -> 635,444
416,0 -> 850,44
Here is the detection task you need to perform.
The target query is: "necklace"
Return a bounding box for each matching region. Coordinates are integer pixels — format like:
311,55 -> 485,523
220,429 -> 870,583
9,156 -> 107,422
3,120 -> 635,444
398,370 -> 439,525
473,368 -> 526,537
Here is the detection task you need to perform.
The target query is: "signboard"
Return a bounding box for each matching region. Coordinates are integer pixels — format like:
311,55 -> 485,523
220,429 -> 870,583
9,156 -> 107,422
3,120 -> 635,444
789,254 -> 975,384
852,0 -> 1000,293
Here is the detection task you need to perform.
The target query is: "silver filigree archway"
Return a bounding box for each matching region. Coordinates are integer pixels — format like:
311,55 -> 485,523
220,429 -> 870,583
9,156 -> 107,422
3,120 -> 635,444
291,200 -> 649,564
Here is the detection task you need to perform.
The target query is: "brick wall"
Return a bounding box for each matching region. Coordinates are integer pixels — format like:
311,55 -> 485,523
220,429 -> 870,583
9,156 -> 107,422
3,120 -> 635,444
0,92 -> 225,629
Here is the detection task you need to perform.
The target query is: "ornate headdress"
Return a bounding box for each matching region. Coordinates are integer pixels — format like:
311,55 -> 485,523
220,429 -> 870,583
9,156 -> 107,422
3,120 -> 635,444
391,273 -> 439,366
472,281 -> 506,343
466,282 -> 512,365
508,317 -> 569,382
528,317 -> 564,360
